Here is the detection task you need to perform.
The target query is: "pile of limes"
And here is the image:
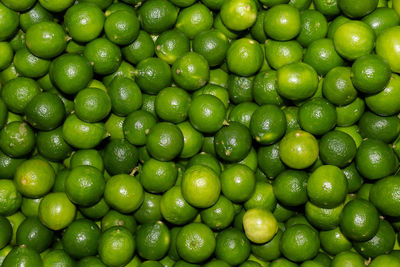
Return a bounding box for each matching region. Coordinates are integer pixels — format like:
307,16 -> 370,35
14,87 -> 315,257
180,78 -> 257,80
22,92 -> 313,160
1,0 -> 400,266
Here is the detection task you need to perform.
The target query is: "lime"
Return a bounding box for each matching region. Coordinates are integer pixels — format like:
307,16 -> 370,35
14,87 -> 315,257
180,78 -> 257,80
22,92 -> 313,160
62,114 -> 107,149
0,121 -> 35,158
355,138 -> 398,180
104,174 -> 144,213
229,102 -> 259,128
243,208 -> 278,243
136,57 -> 172,95
135,221 -> 170,260
84,38 -> 122,75
79,198 -> 110,220
70,149 -> 104,171
200,195 -> 235,230
264,4 -> 300,41
49,53 -> 93,95
339,199 -> 380,241
244,181 -> 277,211
193,29 -> 229,67
336,98 -> 365,127
38,192 -> 76,231
333,21 -> 375,61
319,227 -> 351,256
252,70 -> 284,106
98,226 -> 135,266
0,42 -> 12,71
189,95 -> 226,133
64,3 -> 105,43
138,0 -> 178,34
25,21 -> 67,59
13,48 -> 50,78
155,29 -> 189,65
319,130 -> 356,167
220,164 -> 256,203
123,30 -> 155,65
2,245 -> 42,267
105,10 -> 139,45
177,121 -> 204,159
108,77 -> 142,116
277,62 -> 318,101
370,175 -> 400,217
140,158 -> 177,193
24,92 -> 65,131
297,10 -> 328,47
273,170 -> 308,206
220,0 -> 257,31
331,251 -> 365,267
359,111 -> 400,143
227,38 -> 264,77
0,3 -> 19,41
227,74 -> 254,104
370,255 -> 400,267
338,0 -> 378,18
105,113 -> 125,140
0,180 -> 22,216
265,40 -> 303,70
1,77 -> 40,114
305,201 -> 343,230
322,66 -> 357,106
181,165 -> 220,208
0,217 -> 12,249
39,0 -> 74,12
249,104 -> 286,145
74,88 -> 111,123
123,110 -> 157,146
172,52 -> 210,91
175,3 -> 213,39
215,228 -> 251,265
176,223 -> 215,263
134,192 -> 162,224
363,7 -> 400,36
102,209 -> 137,235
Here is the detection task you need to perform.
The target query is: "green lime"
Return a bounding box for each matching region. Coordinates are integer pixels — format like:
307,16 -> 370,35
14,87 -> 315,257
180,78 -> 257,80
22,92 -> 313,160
279,129 -> 319,169
277,62 -> 318,101
189,94 -> 226,133
228,102 -> 259,128
108,77 -> 142,116
105,113 -> 125,140
265,40 -> 303,70
333,21 -> 375,61
226,74 -> 254,104
38,192 -> 76,231
251,10 -> 268,43
264,4 -> 301,41
2,245 -> 42,267
134,192 -> 162,224
49,53 -> 93,95
299,97 -> 337,136
0,216 -> 12,249
303,38 -> 344,76
42,249 -> 75,267
76,256 -> 106,267
338,0 -> 378,18
64,3 -> 105,43
305,201 -> 343,230
123,30 -> 155,65
370,255 -> 400,267
136,57 -> 172,95
175,3 -> 213,39
13,47 -> 50,78
65,165 -> 105,206
172,52 -> 210,91
215,122 -> 252,162
362,7 -> 400,36
105,10 -> 139,45
177,121 -> 204,159
227,38 -> 263,77
84,38 -> 122,75
1,77 -> 40,114
140,158 -> 177,193
146,122 -> 184,161
16,217 -> 53,253
215,228 -> 251,265
250,104 -> 286,145
138,0 -> 178,34
283,106 -> 301,133
331,251 -> 365,267
220,0 -> 257,31
252,71 -> 284,106
244,181 -> 276,211
243,208 -> 278,243
200,195 -> 235,230
70,149 -> 104,172
136,221 -> 170,260
141,94 -> 157,117
102,60 -> 135,87
339,199 -> 380,241
123,110 -> 157,146
79,198 -> 110,220
0,121 -> 35,158
0,3 -> 19,41
181,165 -> 220,208
297,10 -> 328,47
0,180 -> 21,216
322,66 -> 357,106
38,0 -> 74,12
336,97 -> 365,127
353,219 -> 395,258
220,164 -> 256,203
342,162 -> 363,193
187,152 -> 221,175
355,138 -> 398,180
319,227 -> 351,256
24,92 -> 65,131
98,226 -> 135,266
176,223 -> 215,263
14,158 -> 55,198
365,73 -> 400,116
370,175 -> 400,217
193,29 -> 229,67
319,130 -> 356,167
104,174 -> 144,213
0,42 -> 12,71
25,21 -> 67,59
62,114 -> 107,149
19,4 -> 52,31
160,185 -> 198,225
155,29 -> 189,65
273,170 -> 308,207
74,88 -> 111,123
359,111 -> 400,143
